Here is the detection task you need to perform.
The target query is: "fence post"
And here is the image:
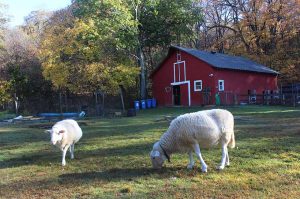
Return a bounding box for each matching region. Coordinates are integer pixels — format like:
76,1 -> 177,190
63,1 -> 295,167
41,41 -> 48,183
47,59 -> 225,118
59,92 -> 63,114
293,94 -> 296,107
234,94 -> 238,105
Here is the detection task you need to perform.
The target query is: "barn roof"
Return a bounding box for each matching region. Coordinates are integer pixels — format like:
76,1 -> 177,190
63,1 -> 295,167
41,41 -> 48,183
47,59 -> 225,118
152,46 -> 279,76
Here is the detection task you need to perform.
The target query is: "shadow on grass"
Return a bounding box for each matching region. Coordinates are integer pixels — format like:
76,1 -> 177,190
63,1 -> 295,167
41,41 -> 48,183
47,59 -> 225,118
0,167 -> 183,198
79,142 -> 153,159
0,142 -> 154,169
0,131 -> 49,146
59,166 -> 182,182
0,120 -> 166,147
0,151 -> 58,169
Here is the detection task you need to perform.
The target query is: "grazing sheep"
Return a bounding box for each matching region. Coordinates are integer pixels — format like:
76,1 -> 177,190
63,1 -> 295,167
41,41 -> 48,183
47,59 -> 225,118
150,109 -> 235,172
45,119 -> 83,166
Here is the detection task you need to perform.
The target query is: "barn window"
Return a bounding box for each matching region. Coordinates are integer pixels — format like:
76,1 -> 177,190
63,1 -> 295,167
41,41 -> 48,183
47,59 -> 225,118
194,80 -> 202,91
218,80 -> 224,91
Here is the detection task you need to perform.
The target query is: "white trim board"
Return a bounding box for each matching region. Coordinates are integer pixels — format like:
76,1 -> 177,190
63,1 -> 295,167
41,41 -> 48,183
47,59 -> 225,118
173,61 -> 186,83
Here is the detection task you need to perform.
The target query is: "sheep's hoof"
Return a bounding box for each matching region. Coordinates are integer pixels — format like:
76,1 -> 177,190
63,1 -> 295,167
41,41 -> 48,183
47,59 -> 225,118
187,164 -> 194,169
216,165 -> 225,170
201,167 -> 208,173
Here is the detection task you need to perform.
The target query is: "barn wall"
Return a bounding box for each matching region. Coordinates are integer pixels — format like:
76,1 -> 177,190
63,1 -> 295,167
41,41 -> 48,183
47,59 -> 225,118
181,51 -> 216,105
152,50 -> 216,106
152,53 -> 176,106
214,69 -> 278,94
152,49 -> 278,106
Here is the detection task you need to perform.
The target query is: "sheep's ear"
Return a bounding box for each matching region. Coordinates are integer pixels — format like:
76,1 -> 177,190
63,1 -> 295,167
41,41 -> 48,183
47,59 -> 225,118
59,130 -> 65,134
45,130 -> 51,134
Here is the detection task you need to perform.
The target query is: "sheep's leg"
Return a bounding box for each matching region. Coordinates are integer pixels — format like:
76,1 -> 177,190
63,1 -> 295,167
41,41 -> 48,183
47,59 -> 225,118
193,143 -> 207,172
225,149 -> 230,166
62,145 -> 70,166
217,144 -> 228,170
69,143 -> 75,159
187,151 -> 195,169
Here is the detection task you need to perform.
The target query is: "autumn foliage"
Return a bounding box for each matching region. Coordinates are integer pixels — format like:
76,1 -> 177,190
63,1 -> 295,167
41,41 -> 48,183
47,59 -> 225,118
0,0 -> 299,111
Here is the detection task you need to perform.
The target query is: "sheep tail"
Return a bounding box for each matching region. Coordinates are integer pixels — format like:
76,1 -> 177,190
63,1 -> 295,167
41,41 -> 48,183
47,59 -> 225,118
228,132 -> 235,149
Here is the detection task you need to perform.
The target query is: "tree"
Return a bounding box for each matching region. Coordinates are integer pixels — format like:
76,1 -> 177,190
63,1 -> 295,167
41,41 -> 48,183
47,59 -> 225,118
198,0 -> 300,83
137,0 -> 202,97
0,80 -> 11,108
40,6 -> 139,95
0,8 -> 55,113
22,10 -> 52,47
0,1 -> 9,74
73,0 -> 203,98
0,2 -> 8,51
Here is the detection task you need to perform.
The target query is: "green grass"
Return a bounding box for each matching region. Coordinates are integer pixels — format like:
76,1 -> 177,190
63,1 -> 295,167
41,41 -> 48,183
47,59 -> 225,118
0,105 -> 300,198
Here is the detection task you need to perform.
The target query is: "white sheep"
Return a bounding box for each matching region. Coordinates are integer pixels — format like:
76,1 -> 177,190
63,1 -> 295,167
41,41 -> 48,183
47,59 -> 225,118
150,109 -> 235,172
45,119 -> 83,166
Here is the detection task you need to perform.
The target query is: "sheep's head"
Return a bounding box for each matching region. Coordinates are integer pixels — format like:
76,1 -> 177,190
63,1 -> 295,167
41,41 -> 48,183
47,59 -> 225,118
150,141 -> 167,169
45,127 -> 65,145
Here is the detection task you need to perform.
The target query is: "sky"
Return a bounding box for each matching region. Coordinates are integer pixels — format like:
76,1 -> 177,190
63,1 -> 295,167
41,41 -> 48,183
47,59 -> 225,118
2,0 -> 71,27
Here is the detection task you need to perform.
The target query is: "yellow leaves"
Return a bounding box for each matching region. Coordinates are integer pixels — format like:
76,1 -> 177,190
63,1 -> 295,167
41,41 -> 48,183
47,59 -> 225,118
39,18 -> 98,89
113,65 -> 140,83
41,61 -> 69,89
0,80 -> 12,105
84,62 -> 139,95
86,63 -> 107,81
38,6 -> 140,94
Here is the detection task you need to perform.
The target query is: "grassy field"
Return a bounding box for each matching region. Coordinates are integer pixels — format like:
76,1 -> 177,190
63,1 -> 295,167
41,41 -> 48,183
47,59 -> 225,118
0,105 -> 300,199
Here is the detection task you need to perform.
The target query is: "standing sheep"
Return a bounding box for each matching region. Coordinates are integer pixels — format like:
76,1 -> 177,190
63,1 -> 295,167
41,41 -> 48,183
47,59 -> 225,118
150,109 -> 235,172
45,119 -> 83,166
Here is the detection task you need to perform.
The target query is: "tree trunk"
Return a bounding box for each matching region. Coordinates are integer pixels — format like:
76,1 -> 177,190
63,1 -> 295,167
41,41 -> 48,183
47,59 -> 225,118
102,93 -> 105,117
95,92 -> 98,116
138,46 -> 146,99
119,86 -> 125,113
14,93 -> 19,116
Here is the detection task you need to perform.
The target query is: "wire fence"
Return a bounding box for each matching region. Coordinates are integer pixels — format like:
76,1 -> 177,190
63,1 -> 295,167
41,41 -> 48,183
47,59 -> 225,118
218,92 -> 300,107
0,92 -> 134,117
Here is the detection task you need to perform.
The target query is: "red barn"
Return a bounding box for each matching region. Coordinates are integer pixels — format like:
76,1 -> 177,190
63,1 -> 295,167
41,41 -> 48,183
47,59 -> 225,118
151,46 -> 279,106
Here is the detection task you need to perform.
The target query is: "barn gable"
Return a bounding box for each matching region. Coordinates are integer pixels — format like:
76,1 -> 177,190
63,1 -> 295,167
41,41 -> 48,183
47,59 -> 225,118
152,46 -> 278,77
173,46 -> 279,75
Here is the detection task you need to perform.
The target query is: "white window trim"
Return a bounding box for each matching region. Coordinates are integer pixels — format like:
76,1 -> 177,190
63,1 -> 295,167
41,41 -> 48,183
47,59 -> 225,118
194,80 -> 202,91
218,80 -> 225,91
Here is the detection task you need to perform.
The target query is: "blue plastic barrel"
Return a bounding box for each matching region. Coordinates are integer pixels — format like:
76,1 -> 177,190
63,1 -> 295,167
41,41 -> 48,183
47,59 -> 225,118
140,100 -> 146,109
152,98 -> 157,108
134,100 -> 140,110
38,112 -> 80,118
146,99 -> 152,108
